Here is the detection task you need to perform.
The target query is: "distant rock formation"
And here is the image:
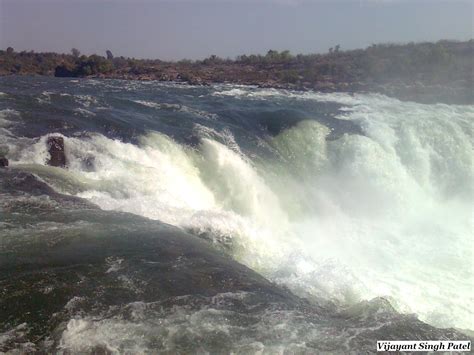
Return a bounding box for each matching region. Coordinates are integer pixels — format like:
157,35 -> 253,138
47,136 -> 66,167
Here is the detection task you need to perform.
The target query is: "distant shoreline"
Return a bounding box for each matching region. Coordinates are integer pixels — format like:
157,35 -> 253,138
1,40 -> 473,104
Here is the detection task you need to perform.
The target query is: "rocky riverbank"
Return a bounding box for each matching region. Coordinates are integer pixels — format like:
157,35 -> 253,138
1,40 -> 473,104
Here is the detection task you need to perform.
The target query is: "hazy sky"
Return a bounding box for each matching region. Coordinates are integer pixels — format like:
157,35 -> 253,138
1,0 -> 472,60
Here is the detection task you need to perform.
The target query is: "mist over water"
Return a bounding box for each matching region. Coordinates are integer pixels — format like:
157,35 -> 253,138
0,77 -> 472,350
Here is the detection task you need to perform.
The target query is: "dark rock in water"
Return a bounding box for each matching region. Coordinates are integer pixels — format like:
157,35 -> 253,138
0,157 -> 8,167
47,136 -> 66,167
81,155 -> 95,172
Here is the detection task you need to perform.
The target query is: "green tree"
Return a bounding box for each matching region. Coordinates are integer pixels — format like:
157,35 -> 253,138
265,50 -> 279,62
280,50 -> 293,62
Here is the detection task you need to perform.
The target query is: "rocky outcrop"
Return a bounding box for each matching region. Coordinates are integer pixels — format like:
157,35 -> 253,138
47,136 -> 66,167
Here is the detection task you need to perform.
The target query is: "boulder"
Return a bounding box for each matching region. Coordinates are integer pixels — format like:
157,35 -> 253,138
0,157 -> 8,167
47,136 -> 66,167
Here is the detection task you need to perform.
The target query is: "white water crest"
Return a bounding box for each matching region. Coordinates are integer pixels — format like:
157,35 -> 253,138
12,89 -> 473,330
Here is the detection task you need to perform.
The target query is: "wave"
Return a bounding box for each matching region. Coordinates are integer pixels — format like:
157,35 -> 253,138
0,109 -> 18,127
56,293 -> 406,354
133,99 -> 219,120
5,87 -> 473,330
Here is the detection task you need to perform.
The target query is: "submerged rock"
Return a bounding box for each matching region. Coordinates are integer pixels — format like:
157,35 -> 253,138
47,136 -> 66,167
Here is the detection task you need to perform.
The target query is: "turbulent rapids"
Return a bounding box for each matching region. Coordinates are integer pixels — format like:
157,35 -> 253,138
0,76 -> 472,353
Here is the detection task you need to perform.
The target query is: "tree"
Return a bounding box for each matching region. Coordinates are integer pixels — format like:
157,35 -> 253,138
203,54 -> 223,65
71,48 -> 80,58
265,50 -> 279,62
106,50 -> 114,60
76,55 -> 113,75
280,50 -> 293,62
280,70 -> 299,83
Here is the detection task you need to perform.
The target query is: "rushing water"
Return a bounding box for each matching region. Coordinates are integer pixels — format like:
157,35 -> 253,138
0,76 -> 472,353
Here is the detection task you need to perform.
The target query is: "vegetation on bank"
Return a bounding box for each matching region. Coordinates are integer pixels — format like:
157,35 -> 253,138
1,40 -> 472,94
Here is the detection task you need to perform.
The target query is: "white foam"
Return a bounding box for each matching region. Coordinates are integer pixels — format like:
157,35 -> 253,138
105,257 -> 124,273
57,295 -> 321,354
36,91 -> 54,104
134,100 -> 218,119
74,94 -> 99,108
58,292 -> 406,353
134,100 -> 161,108
73,107 -> 96,117
0,108 -> 19,126
263,95 -> 473,328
